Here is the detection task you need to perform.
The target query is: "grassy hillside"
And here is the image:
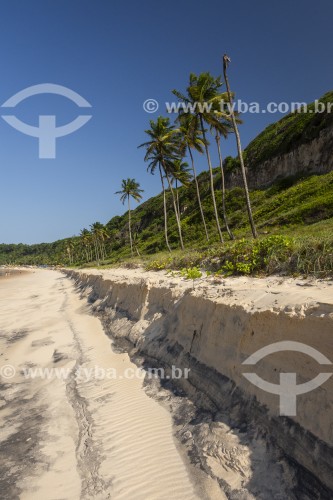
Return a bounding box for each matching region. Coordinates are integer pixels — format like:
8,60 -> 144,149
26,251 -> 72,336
106,171 -> 333,277
1,170 -> 333,277
224,90 -> 333,172
103,169 -> 333,253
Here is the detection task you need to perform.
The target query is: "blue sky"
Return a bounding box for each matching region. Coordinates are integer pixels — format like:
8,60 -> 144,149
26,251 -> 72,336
1,0 -> 332,244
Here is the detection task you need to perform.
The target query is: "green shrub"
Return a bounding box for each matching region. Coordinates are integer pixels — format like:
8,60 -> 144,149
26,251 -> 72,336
180,266 -> 202,280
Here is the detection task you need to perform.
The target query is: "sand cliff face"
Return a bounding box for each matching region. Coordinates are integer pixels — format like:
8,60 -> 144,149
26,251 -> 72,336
226,126 -> 333,189
66,268 -> 333,497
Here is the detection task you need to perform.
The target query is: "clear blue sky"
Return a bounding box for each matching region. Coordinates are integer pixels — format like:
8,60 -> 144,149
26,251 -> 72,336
1,0 -> 332,244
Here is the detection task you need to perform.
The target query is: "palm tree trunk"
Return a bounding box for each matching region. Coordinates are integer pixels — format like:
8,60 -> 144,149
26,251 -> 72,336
163,162 -> 185,250
216,134 -> 234,240
223,59 -> 257,238
128,196 -> 134,257
159,165 -> 171,253
93,237 -> 100,265
199,115 -> 224,243
175,179 -> 181,220
98,240 -> 104,261
189,147 -> 209,241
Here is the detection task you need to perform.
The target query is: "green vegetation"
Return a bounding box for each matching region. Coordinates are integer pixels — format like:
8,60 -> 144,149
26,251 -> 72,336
1,171 -> 333,277
143,230 -> 333,278
1,70 -> 332,278
225,90 -> 333,173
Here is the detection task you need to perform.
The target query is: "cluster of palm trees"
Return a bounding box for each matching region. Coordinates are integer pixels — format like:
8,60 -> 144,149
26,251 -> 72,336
67,180 -> 144,265
139,57 -> 257,251
66,57 -> 257,265
79,222 -> 109,263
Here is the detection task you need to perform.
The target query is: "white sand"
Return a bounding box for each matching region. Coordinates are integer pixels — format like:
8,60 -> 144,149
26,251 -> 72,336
0,270 -> 200,499
2,266 -> 332,498
74,266 -> 333,311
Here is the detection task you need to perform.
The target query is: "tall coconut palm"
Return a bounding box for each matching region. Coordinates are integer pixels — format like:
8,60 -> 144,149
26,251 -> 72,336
215,132 -> 233,240
178,114 -> 209,241
173,73 -> 230,243
116,178 -> 144,257
173,158 -> 192,218
80,228 -> 93,262
90,223 -> 101,263
223,54 -> 257,238
66,239 -> 74,265
207,109 -> 235,240
162,159 -> 186,250
139,116 -> 184,251
210,88 -> 244,240
90,222 -> 108,264
99,225 -> 109,260
153,162 -> 171,252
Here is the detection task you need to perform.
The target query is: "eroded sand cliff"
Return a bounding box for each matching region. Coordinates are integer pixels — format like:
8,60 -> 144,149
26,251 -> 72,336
66,268 -> 333,498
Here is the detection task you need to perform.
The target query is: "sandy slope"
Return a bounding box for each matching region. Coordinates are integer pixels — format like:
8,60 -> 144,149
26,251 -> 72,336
0,270 -> 201,499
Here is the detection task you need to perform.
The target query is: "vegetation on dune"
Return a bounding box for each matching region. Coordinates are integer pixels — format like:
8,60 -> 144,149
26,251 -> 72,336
145,233 -> 333,278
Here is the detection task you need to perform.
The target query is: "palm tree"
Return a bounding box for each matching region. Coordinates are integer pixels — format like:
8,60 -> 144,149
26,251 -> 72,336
223,54 -> 257,238
173,73 -> 230,243
207,109 -> 235,240
116,178 -> 144,256
215,132 -> 233,240
169,158 -> 192,220
139,116 -> 184,251
66,239 -> 74,265
90,223 -> 101,263
178,114 -> 209,241
99,224 -> 109,260
80,228 -> 92,262
90,222 -> 108,264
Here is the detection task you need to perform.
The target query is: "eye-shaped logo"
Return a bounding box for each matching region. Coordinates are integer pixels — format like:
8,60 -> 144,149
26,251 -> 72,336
242,341 -> 332,416
1,84 -> 92,159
